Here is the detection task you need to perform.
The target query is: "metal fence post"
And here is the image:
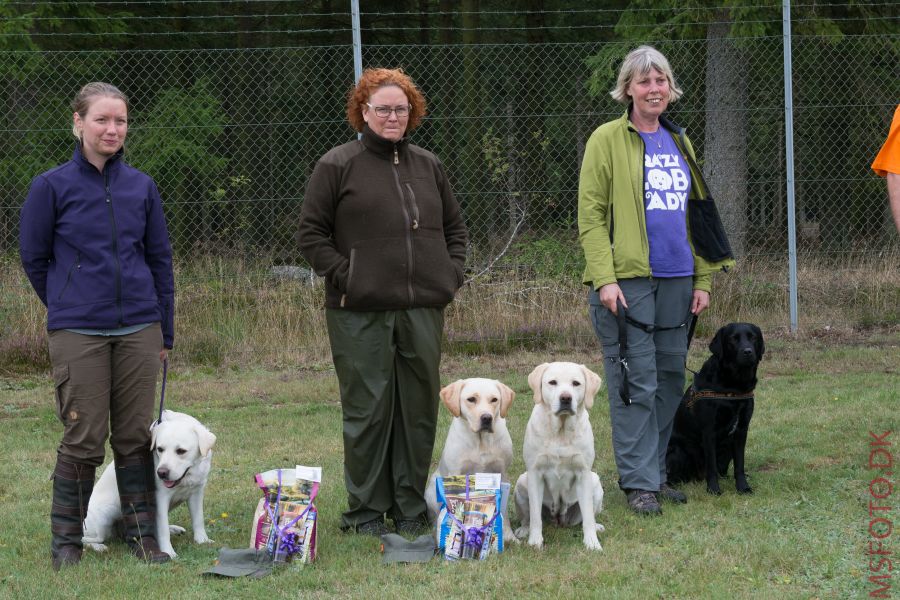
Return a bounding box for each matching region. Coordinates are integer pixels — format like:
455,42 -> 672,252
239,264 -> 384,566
351,0 -> 362,139
783,0 -> 799,333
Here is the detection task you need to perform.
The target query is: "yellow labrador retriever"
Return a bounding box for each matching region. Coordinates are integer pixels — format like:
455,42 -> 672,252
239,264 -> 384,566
425,378 -> 518,542
514,362 -> 605,551
82,410 -> 216,558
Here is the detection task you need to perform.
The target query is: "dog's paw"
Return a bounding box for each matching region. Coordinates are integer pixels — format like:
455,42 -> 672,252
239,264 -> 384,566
595,522 -> 605,533
86,543 -> 108,553
582,534 -> 603,551
195,533 -> 212,544
706,486 -> 723,496
736,485 -> 754,495
161,546 -> 178,559
514,525 -> 529,540
169,525 -> 186,536
526,533 -> 543,549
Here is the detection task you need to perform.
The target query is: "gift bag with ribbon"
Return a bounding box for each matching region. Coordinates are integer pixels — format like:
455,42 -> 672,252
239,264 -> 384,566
435,473 -> 505,560
250,466 -> 320,564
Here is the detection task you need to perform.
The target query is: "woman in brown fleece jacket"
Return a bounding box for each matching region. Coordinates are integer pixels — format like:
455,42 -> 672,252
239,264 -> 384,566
298,68 -> 468,537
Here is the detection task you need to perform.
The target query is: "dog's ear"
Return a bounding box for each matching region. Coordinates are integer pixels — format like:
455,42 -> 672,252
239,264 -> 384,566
580,364 -> 602,409
496,381 -> 515,418
709,327 -> 726,358
150,420 -> 160,451
752,324 -> 765,359
439,380 -> 464,417
527,364 -> 549,405
195,423 -> 217,457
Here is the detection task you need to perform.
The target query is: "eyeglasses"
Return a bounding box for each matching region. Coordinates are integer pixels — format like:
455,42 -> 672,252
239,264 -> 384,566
366,103 -> 411,118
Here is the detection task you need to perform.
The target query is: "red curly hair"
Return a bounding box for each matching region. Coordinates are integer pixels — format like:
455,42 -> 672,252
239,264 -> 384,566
346,68 -> 427,133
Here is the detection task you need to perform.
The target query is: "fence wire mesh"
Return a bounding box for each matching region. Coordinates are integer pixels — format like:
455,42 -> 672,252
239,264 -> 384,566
1,23 -> 898,340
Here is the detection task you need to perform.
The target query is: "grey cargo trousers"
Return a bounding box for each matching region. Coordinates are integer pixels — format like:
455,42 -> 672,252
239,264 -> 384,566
589,277 -> 692,492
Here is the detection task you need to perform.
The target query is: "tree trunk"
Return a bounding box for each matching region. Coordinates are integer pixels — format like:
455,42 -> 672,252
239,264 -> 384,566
704,15 -> 748,256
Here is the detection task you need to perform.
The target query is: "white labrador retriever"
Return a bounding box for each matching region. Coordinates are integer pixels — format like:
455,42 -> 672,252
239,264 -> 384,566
424,378 -> 518,542
82,409 -> 216,558
514,362 -> 605,550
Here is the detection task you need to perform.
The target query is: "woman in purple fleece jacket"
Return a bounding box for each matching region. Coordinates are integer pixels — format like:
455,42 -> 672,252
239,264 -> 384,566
19,82 -> 174,569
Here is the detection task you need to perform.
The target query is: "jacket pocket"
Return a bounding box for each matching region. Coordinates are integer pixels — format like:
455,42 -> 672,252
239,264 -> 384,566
412,233 -> 461,306
57,252 -> 81,301
52,363 -> 70,424
688,197 -> 734,262
344,238 -> 410,309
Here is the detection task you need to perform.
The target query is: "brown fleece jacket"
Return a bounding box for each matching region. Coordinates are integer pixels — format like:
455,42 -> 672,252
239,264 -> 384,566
298,126 -> 468,310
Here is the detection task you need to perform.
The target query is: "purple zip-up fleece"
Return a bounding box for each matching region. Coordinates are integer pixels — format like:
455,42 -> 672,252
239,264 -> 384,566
19,143 -> 175,348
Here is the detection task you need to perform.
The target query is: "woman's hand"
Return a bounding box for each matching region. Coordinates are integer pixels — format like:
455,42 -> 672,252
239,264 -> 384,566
599,283 -> 627,315
159,349 -> 168,362
691,289 -> 710,315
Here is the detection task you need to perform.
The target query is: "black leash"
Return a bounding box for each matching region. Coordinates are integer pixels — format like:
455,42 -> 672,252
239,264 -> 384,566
154,357 -> 168,426
616,299 -> 696,406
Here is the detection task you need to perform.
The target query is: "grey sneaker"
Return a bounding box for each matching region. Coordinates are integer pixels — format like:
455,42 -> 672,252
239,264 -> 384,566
657,483 -> 687,504
626,490 -> 662,515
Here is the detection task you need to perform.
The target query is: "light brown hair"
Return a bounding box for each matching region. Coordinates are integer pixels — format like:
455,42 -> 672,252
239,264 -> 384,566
71,82 -> 129,140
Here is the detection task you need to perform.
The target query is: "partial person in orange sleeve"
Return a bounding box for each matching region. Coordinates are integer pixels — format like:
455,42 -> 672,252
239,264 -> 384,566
871,103 -> 900,233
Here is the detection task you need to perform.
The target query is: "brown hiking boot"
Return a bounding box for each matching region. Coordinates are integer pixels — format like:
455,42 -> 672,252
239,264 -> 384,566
657,483 -> 687,504
128,535 -> 171,563
626,490 -> 662,515
51,545 -> 83,572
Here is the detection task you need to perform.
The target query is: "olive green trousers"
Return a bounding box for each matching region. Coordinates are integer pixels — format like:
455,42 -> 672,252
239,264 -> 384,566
326,307 -> 443,529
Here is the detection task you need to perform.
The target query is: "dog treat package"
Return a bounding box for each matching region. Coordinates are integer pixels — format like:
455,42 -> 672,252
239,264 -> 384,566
250,465 -> 320,565
435,473 -> 506,560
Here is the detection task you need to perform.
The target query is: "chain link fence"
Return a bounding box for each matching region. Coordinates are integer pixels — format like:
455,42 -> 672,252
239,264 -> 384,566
1,24 -> 898,340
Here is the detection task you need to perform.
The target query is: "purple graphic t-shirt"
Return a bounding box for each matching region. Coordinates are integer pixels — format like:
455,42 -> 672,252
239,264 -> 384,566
638,128 -> 694,277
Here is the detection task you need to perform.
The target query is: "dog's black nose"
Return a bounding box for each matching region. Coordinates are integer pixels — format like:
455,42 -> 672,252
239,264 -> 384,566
559,394 -> 572,407
157,468 -> 169,480
479,414 -> 494,431
742,348 -> 755,358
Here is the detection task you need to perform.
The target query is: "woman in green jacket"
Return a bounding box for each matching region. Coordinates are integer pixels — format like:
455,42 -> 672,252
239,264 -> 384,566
578,46 -> 734,515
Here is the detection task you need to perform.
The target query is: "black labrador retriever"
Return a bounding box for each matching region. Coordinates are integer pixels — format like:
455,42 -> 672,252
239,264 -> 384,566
666,323 -> 765,495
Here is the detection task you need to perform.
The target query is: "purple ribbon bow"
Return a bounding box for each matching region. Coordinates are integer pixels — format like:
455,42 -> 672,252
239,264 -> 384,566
260,469 -> 316,560
446,475 -> 498,556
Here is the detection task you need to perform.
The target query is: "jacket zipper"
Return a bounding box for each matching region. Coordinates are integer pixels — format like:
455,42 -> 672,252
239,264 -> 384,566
104,168 -> 124,326
342,249 -> 357,308
392,145 -> 415,306
57,251 -> 81,300
634,131 -> 651,270
404,183 -> 420,230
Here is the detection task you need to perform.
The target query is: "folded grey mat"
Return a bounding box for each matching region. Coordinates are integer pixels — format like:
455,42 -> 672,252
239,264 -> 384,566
202,548 -> 275,578
381,533 -> 436,564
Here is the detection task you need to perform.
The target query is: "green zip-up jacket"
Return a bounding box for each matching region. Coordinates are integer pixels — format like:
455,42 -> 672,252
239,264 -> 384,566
578,110 -> 735,293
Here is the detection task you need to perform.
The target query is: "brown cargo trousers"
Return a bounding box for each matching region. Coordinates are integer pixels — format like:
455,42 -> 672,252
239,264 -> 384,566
48,325 -> 163,467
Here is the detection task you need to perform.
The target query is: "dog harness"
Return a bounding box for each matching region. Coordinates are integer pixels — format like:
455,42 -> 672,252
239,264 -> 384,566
616,299 -> 696,406
684,387 -> 755,410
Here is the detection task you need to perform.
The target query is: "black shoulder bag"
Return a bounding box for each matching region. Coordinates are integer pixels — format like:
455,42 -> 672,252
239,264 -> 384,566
683,149 -> 734,262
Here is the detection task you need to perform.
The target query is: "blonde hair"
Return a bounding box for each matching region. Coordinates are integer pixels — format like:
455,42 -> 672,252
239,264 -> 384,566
610,46 -> 683,105
71,82 -> 129,140
346,68 -> 426,133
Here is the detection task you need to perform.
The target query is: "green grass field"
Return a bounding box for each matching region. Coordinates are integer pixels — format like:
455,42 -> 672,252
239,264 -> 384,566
0,331 -> 897,599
